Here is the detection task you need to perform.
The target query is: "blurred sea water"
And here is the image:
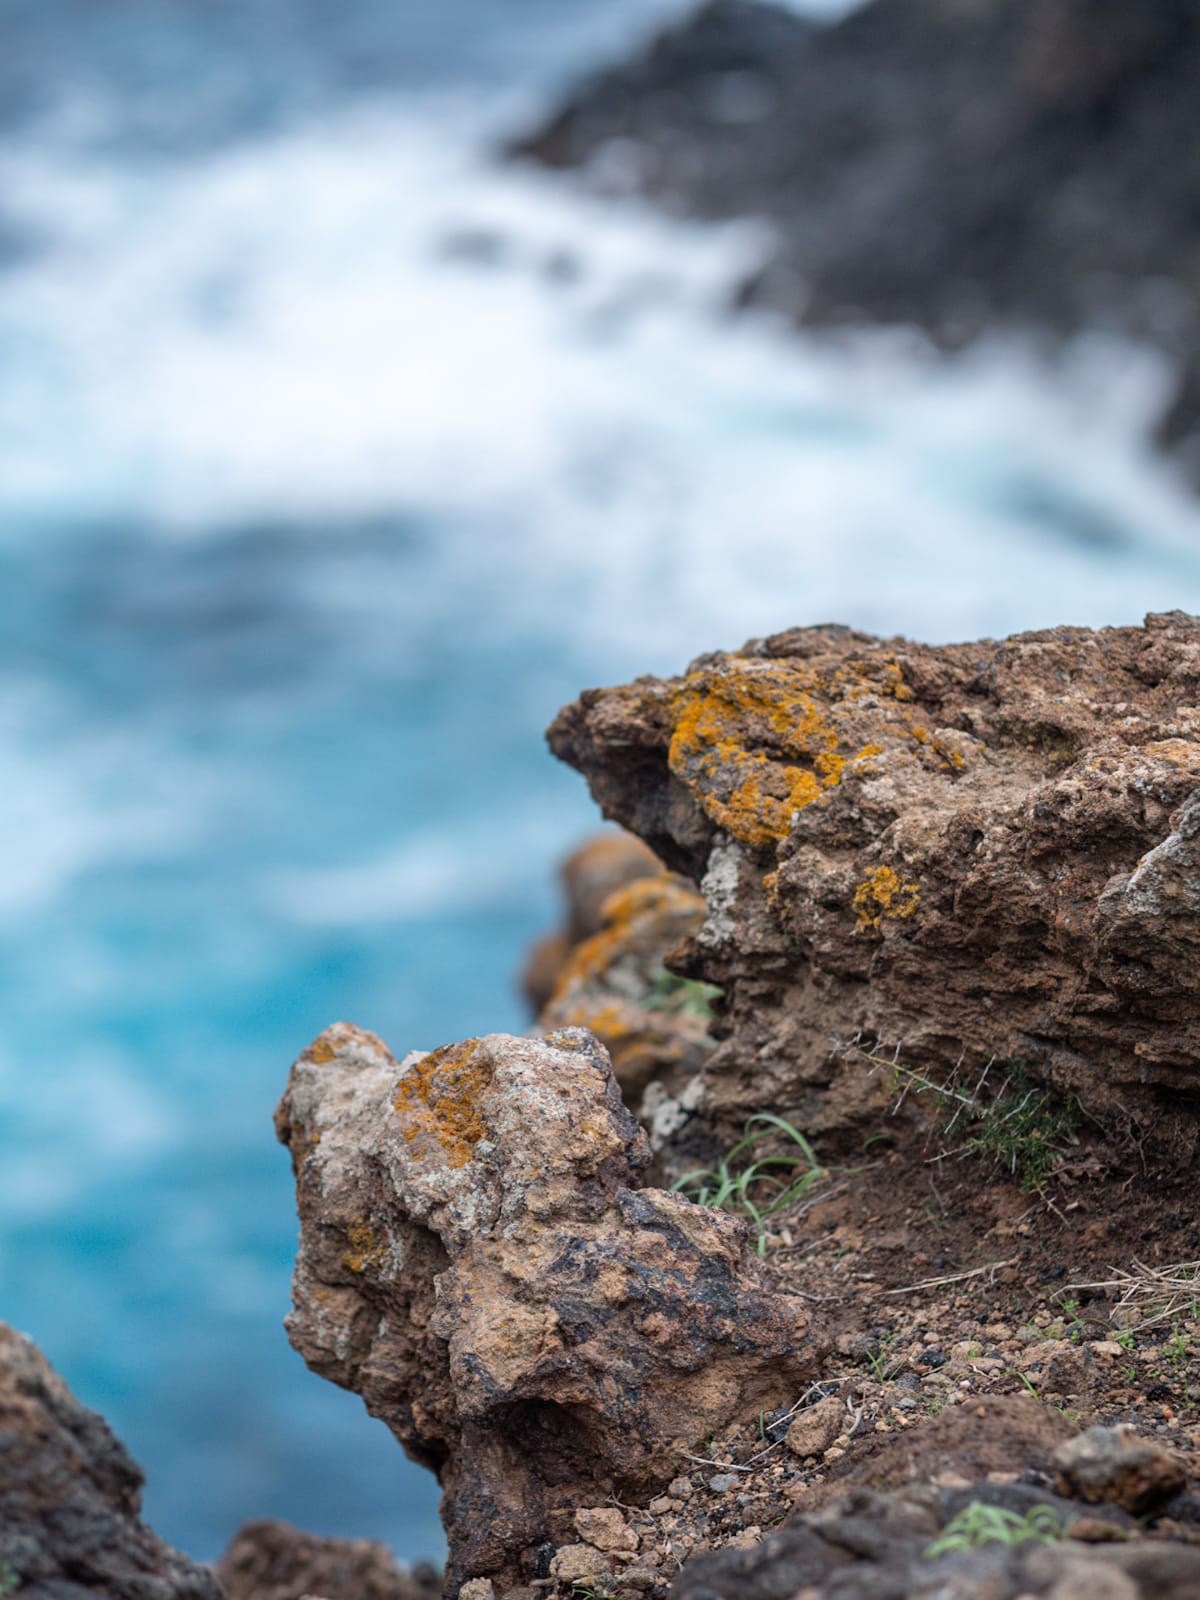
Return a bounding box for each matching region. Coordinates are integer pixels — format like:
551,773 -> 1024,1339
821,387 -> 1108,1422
3,0 -> 1200,1566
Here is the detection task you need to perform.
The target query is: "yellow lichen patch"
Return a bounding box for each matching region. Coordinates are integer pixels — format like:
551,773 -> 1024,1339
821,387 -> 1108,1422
667,660 -> 922,848
342,1218 -> 385,1275
667,668 -> 851,847
306,1032 -> 339,1064
907,725 -> 965,773
548,875 -> 705,996
881,658 -> 914,701
853,865 -> 921,933
393,1039 -> 493,1169
931,736 -> 966,772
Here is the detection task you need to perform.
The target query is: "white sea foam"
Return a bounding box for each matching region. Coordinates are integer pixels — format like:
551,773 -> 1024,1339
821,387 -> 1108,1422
0,683 -> 201,915
2,89 -> 1198,669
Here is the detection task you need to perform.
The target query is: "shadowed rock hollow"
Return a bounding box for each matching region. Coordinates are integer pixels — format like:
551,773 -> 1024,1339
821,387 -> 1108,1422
276,1025 -> 822,1594
548,613 -> 1200,1163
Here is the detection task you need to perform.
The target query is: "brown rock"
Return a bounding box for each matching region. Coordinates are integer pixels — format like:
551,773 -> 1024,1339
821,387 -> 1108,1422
0,1322 -> 221,1599
573,1508 -> 638,1555
1044,1346 -> 1092,1397
218,1519 -> 440,1600
785,1397 -> 844,1460
1052,1425 -> 1188,1515
540,873 -> 713,1107
520,831 -> 663,1012
549,1545 -> 606,1585
277,1024 -> 821,1594
548,615 -> 1200,1157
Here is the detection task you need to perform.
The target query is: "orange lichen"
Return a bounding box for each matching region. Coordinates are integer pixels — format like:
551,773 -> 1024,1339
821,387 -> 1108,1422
342,1218 -> 385,1275
667,667 -> 848,847
907,725 -> 965,773
393,1039 -> 492,1169
548,876 -> 705,997
853,865 -> 921,933
667,663 -> 903,848
307,1034 -> 338,1064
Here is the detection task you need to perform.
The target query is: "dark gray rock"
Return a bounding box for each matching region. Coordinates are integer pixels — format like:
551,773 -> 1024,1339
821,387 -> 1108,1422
671,1481 -> 1200,1600
513,0 -> 1200,482
0,1322 -> 221,1600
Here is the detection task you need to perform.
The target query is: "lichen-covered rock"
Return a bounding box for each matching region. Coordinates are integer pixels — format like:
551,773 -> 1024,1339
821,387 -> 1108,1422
276,1025 -> 821,1594
539,873 -> 713,1107
548,614 -> 1200,1161
520,831 -> 664,1013
0,1322 -> 222,1600
217,1518 -> 441,1600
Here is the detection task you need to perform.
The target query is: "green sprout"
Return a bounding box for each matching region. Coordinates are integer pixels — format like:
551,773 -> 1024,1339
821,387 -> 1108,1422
644,970 -> 722,1020
671,1113 -> 827,1256
926,1502 -> 1067,1558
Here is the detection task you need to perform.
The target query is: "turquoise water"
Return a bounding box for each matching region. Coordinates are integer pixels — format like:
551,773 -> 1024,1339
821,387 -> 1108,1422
4,0 -> 1200,1566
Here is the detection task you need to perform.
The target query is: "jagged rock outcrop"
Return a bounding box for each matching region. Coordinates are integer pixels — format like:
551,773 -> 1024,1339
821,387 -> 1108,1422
217,1519 -> 441,1600
521,831 -> 664,1013
276,1025 -> 822,1594
512,0 -> 1200,482
0,1322 -> 222,1600
548,613 -> 1200,1163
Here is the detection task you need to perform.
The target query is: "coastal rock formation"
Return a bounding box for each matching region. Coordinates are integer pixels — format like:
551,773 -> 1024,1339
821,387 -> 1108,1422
538,872 -> 712,1112
276,1024 -> 822,1594
521,831 -> 663,1013
513,0 -> 1200,481
548,613 -> 1200,1162
217,1519 -> 441,1600
0,1321 -> 222,1600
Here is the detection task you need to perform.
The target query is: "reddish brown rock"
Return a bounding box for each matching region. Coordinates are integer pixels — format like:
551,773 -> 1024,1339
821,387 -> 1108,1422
217,1518 -> 440,1600
539,873 -> 713,1109
0,1321 -> 221,1600
1052,1426 -> 1188,1516
548,614 -> 1200,1161
520,831 -> 663,1012
276,1024 -> 821,1595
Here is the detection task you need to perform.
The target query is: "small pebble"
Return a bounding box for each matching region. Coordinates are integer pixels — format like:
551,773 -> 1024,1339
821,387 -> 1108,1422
708,1473 -> 742,1493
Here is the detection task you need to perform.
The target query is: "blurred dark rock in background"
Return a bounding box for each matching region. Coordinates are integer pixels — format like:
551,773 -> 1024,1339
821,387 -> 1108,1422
513,0 -> 1200,482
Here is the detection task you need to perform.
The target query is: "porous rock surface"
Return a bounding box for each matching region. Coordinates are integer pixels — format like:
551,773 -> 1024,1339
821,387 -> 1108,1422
217,1518 -> 441,1600
548,614 -> 1200,1159
513,0 -> 1200,481
0,1321 -> 221,1600
276,1024 -> 821,1594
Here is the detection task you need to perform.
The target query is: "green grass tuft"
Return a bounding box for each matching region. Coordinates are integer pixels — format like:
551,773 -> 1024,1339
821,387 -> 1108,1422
671,1113 -> 827,1256
925,1502 -> 1067,1557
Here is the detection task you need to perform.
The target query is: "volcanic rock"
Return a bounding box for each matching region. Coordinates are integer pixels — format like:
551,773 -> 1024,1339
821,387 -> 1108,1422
538,871 -> 713,1109
217,1519 -> 441,1600
521,831 -> 663,1013
1052,1427 -> 1188,1516
513,0 -> 1200,482
548,613 -> 1200,1162
276,1024 -> 821,1594
671,1481 -> 1200,1600
0,1321 -> 221,1600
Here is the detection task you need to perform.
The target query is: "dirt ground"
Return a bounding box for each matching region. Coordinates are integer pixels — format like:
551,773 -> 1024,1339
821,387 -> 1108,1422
534,1114 -> 1200,1597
